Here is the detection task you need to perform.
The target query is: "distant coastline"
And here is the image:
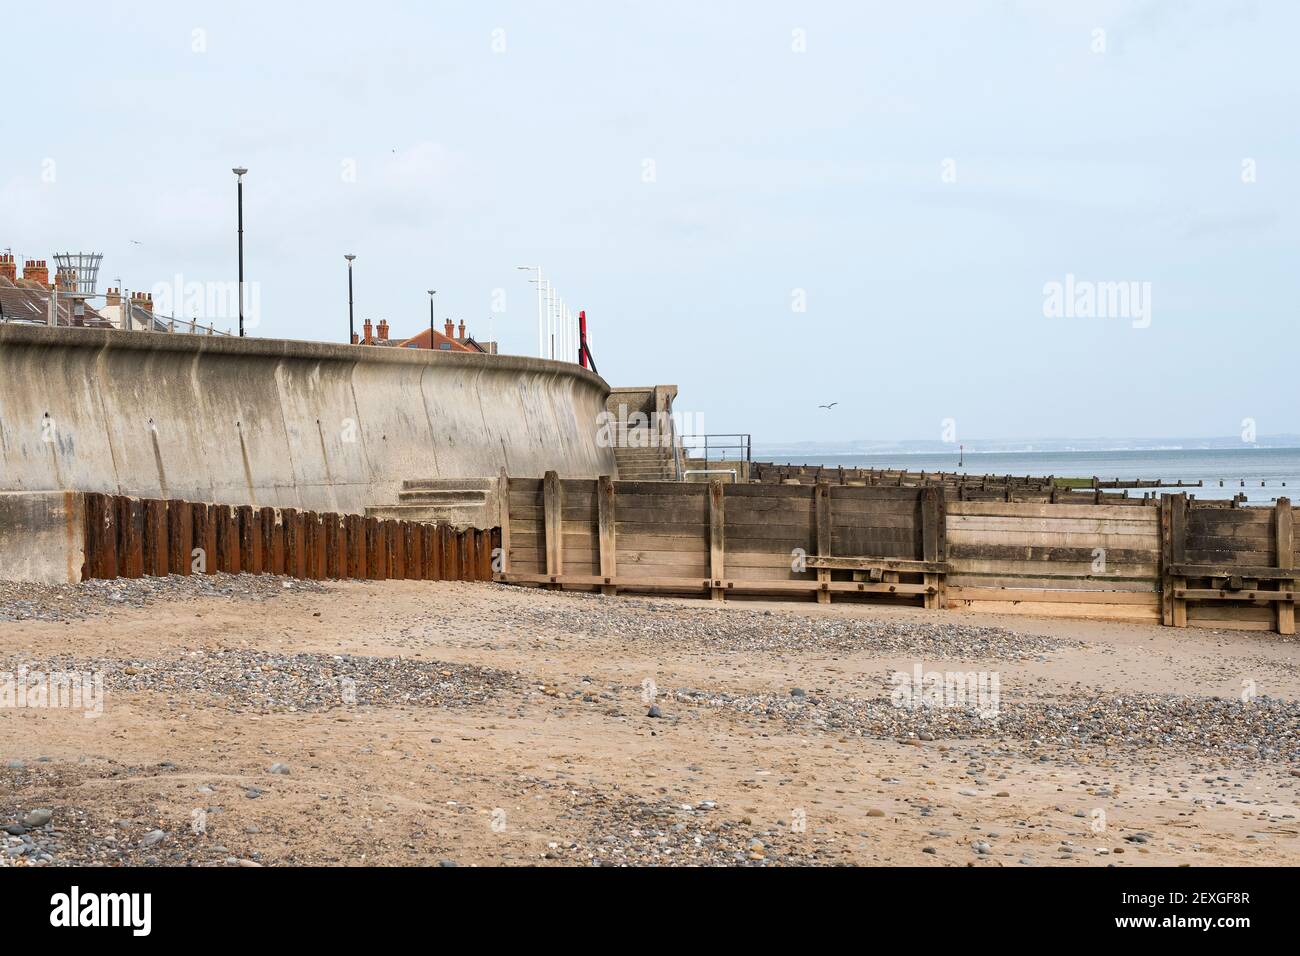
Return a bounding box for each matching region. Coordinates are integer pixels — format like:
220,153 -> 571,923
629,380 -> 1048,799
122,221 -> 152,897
754,435 -> 1300,458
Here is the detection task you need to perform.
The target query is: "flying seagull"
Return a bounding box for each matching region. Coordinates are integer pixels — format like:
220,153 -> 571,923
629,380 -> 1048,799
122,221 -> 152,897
818,402 -> 838,410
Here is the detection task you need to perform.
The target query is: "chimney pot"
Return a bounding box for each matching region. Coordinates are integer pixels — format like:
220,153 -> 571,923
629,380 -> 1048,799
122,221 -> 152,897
444,318 -> 454,338
377,319 -> 389,341
458,320 -> 466,340
21,258 -> 50,286
363,319 -> 374,345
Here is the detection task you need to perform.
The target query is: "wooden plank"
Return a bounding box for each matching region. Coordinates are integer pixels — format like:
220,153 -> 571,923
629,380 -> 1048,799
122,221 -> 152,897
948,598 -> 1161,623
460,528 -> 476,581
480,529 -> 495,581
416,524 -> 433,579
1183,548 -> 1277,566
947,587 -> 1157,606
1170,494 -> 1187,627
142,499 -> 167,576
948,543 -> 1157,563
255,508 -> 274,575
950,557 -> 1158,577
280,508 -> 299,579
384,519 -> 400,579
1277,497 -> 1294,635
806,556 -> 946,573
323,513 -> 343,579
544,470 -> 563,585
947,501 -> 1159,520
947,574 -> 1157,592
342,514 -> 361,578
210,505 -> 234,574
948,515 -> 1159,535
300,512 -> 318,580
83,494 -> 116,580
166,500 -> 191,576
1159,494 -> 1173,625
921,486 -> 941,609
498,470 -> 511,577
237,505 -> 259,574
947,529 -> 1161,549
364,515 -> 383,579
597,474 -> 616,595
441,523 -> 457,580
1169,563 -> 1296,580
1175,588 -> 1294,602
118,497 -> 144,578
266,509 -> 284,575
708,478 -> 726,601
815,482 -> 831,605
402,522 -> 419,580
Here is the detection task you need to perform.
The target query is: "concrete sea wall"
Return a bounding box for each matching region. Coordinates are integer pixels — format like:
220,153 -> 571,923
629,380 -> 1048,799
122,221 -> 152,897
0,325 -> 616,516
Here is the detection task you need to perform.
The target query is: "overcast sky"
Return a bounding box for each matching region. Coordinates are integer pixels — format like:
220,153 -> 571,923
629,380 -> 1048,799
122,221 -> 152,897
4,1 -> 1296,443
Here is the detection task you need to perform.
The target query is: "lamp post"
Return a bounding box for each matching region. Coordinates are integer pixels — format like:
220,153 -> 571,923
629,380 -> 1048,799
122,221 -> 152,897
427,290 -> 437,348
232,167 -> 248,337
345,255 -> 356,343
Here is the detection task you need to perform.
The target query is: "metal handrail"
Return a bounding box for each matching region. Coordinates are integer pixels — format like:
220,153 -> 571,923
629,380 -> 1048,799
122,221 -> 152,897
683,433 -> 751,463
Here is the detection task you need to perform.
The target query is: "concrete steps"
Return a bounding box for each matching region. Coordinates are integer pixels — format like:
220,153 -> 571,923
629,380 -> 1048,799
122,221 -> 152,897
367,477 -> 498,529
612,431 -> 677,481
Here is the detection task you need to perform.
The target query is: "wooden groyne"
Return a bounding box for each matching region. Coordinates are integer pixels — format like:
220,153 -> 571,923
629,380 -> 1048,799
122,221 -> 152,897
80,493 -> 497,582
496,474 -> 1296,635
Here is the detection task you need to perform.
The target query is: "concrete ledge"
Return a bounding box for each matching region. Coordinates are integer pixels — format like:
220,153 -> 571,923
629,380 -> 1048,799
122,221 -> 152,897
0,491 -> 84,584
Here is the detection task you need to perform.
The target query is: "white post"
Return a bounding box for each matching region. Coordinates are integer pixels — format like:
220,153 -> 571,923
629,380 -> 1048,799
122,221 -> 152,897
49,285 -> 57,326
535,268 -> 544,358
547,285 -> 556,359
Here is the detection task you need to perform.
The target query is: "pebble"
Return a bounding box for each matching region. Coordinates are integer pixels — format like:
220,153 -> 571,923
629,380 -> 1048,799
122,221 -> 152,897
21,809 -> 52,828
0,573 -> 328,623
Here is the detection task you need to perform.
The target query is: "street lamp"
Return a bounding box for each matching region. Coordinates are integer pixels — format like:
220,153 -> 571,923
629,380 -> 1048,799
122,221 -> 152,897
427,290 -> 437,349
232,167 -> 248,337
345,255 -> 357,343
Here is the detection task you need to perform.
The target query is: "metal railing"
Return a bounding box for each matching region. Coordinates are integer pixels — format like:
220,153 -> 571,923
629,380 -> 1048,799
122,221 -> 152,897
682,433 -> 751,463
0,287 -> 234,336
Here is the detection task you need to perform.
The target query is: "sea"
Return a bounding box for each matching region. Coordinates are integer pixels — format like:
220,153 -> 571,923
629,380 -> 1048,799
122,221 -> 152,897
757,447 -> 1300,505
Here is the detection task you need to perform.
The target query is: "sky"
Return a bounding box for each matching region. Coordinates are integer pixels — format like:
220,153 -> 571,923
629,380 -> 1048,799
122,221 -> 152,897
3,1 -> 1297,444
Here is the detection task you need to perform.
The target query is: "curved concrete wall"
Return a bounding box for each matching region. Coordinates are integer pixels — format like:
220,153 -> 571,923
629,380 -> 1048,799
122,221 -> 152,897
0,325 -> 616,514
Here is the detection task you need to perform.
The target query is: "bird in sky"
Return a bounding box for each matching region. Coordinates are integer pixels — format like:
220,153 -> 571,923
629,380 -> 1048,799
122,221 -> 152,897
818,402 -> 838,410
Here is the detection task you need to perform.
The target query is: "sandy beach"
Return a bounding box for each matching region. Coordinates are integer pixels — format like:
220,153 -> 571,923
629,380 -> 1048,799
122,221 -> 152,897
1,576 -> 1296,867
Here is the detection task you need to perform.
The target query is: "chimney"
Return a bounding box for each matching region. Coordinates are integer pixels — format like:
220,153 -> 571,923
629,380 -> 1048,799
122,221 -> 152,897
377,319 -> 389,342
363,319 -> 373,345
0,253 -> 15,283
105,287 -> 121,307
55,268 -> 77,293
444,318 -> 454,338
458,320 -> 466,341
21,258 -> 49,286
132,291 -> 153,313
351,331 -> 359,345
